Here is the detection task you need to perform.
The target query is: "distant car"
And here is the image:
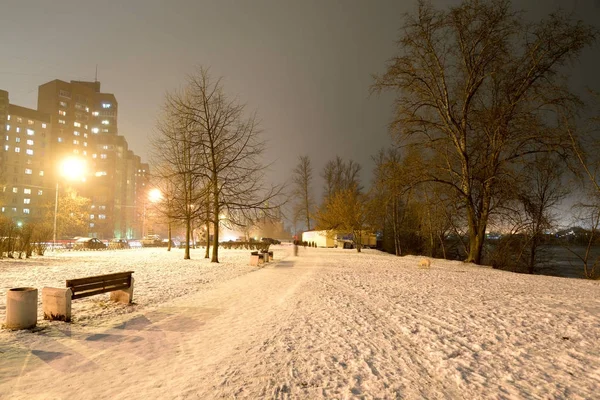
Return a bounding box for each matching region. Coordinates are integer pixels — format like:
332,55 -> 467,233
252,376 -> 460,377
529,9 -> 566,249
108,238 -> 130,249
261,237 -> 281,245
160,239 -> 180,247
73,237 -> 107,250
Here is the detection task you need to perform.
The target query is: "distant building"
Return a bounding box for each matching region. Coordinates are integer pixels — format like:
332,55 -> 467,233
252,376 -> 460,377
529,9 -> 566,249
0,80 -> 149,238
0,97 -> 52,223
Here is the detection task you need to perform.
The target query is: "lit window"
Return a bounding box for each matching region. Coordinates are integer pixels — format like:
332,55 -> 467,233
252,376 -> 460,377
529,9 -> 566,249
91,127 -> 99,134
24,188 -> 31,194
102,103 -> 111,109
38,190 -> 43,195
12,187 -> 18,193
39,171 -> 44,176
74,122 -> 81,127
16,117 -> 22,123
84,133 -> 88,138
15,137 -> 20,143
58,119 -> 66,125
92,154 -> 97,159
99,205 -> 106,210
23,208 -> 30,214
28,120 -> 34,125
83,150 -> 87,155
98,214 -> 106,219
1,207 -> 4,212
26,139 -> 33,145
90,215 -> 95,220
7,115 -> 10,121
26,149 -> 33,155
85,107 -> 90,112
27,129 -> 34,135
6,124 -> 9,131
3,145 -> 8,151
101,128 -> 109,133
15,147 -> 20,153
84,125 -> 88,129
103,145 -> 109,150
24,168 -> 32,175
59,101 -> 68,107
58,110 -> 66,116
83,142 -> 87,147
73,140 -> 79,145
12,207 -> 17,212
74,131 -> 80,136
16,127 -> 20,133
101,120 -> 109,125
90,222 -> 95,228
5,136 -> 8,141
42,123 -> 47,128
100,154 -> 107,159
58,137 -> 63,143
24,198 -> 30,204
92,111 -> 99,116
95,171 -> 107,176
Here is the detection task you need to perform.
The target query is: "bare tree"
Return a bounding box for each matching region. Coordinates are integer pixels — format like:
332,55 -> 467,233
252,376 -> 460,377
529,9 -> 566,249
292,155 -> 315,231
518,155 -> 570,273
322,156 -> 362,201
152,101 -> 208,260
373,0 -> 596,264
161,67 -> 284,263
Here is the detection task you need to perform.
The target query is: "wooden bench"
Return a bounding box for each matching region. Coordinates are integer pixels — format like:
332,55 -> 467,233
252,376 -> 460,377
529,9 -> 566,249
250,251 -> 266,266
261,250 -> 274,260
67,271 -> 135,302
42,271 -> 134,322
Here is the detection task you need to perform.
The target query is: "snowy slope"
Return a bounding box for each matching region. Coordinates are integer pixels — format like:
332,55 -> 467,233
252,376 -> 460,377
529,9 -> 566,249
1,247 -> 599,399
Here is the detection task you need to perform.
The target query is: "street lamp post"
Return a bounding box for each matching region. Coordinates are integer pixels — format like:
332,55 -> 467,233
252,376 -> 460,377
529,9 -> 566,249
142,188 -> 162,238
52,157 -> 86,250
53,182 -> 59,248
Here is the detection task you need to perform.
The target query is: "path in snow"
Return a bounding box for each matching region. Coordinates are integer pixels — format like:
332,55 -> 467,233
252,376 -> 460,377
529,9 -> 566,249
1,248 -> 599,399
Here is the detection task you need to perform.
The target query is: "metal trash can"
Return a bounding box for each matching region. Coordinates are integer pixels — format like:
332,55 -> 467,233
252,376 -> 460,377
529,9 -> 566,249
6,287 -> 38,330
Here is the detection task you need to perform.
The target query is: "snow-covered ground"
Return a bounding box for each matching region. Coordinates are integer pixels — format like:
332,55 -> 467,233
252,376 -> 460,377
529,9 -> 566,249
1,246 -> 599,399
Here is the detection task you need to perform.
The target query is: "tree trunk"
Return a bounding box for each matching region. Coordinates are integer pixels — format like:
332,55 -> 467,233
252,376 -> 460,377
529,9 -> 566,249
167,221 -> 172,251
211,177 -> 219,263
205,220 -> 210,259
184,216 -> 191,259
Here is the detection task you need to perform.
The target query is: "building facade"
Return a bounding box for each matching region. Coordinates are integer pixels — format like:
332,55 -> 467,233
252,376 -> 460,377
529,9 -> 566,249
0,80 -> 149,239
1,98 -> 52,224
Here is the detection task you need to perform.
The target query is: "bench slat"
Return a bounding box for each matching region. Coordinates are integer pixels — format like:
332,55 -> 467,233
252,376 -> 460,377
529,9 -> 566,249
72,284 -> 130,300
66,271 -> 134,287
70,277 -> 130,293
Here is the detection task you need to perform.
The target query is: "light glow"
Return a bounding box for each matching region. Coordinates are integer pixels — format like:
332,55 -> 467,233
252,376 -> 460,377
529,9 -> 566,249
148,188 -> 162,203
60,157 -> 86,180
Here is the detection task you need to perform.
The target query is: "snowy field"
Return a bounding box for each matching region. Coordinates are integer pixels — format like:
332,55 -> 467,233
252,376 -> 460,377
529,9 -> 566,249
1,246 -> 599,399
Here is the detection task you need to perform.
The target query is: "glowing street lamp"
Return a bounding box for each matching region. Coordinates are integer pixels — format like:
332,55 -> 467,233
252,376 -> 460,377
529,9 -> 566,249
142,188 -> 162,238
53,157 -> 86,248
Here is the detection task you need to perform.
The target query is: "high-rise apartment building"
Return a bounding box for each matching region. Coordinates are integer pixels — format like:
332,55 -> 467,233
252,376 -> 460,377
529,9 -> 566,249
0,80 -> 148,239
0,97 -> 52,223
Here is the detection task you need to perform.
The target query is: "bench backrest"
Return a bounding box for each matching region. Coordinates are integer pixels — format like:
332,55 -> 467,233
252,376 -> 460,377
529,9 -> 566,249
66,271 -> 134,300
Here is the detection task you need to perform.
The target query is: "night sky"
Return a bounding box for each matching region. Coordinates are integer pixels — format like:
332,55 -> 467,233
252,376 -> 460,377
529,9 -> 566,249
1,0 -> 599,201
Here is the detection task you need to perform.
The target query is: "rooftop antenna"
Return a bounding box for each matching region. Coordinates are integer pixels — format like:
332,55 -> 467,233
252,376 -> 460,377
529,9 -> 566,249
95,64 -> 98,82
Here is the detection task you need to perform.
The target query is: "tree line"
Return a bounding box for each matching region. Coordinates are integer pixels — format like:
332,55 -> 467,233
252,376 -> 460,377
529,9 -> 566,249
291,0 -> 600,278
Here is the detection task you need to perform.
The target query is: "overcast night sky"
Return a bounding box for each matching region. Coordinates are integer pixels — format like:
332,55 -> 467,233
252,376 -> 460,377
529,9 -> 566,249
1,0 -> 599,201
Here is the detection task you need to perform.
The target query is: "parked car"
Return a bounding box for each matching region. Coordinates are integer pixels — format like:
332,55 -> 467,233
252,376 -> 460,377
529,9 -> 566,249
108,238 -> 130,249
261,237 -> 281,245
73,237 -> 107,250
160,239 -> 180,247
141,235 -> 162,247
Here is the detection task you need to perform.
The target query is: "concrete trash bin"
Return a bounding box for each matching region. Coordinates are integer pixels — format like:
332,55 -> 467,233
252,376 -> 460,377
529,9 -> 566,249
6,287 -> 38,330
